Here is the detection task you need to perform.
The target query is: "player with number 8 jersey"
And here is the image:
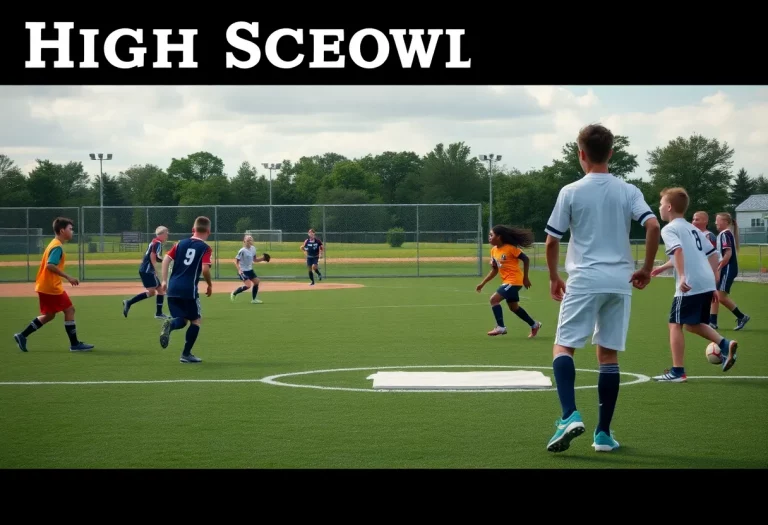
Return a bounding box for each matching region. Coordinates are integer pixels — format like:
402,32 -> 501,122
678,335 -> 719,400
159,216 -> 213,363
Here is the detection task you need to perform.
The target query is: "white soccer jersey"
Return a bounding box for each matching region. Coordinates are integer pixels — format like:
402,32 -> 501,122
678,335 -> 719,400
661,218 -> 717,297
236,246 -> 257,271
544,173 -> 656,295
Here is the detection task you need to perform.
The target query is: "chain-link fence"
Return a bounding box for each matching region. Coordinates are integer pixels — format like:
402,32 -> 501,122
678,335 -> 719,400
0,207 -> 83,282
2,205 -> 767,284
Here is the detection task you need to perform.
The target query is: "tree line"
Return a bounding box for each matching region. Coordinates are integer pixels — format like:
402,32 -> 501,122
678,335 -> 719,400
1,133 -> 766,241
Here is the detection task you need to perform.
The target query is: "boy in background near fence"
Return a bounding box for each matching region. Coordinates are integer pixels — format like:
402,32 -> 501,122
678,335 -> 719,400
13,217 -> 94,352
122,225 -> 170,319
301,229 -> 323,285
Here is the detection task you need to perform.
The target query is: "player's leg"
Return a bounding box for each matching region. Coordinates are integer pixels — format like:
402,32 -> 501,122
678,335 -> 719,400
505,286 -> 541,337
179,299 -> 203,363
546,293 -> 595,453
13,294 -> 56,351
307,258 -> 316,285
684,292 -> 737,372
231,271 -> 251,301
154,283 -> 167,319
654,296 -> 688,382
716,272 -> 749,330
487,287 -> 507,335
62,294 -> 94,352
250,275 -> 262,304
313,262 -> 322,281
160,297 -> 189,349
590,293 -> 629,452
124,272 -> 157,317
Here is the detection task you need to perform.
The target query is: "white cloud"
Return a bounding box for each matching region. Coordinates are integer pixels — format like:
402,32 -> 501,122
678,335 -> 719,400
1,85 -> 766,186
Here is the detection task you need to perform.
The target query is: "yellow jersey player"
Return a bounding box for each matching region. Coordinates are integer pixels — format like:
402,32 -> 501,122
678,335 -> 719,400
13,217 -> 94,352
476,225 -> 542,338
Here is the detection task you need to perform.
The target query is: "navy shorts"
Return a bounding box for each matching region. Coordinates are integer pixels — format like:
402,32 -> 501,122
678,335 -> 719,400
496,283 -> 522,302
168,297 -> 201,321
306,256 -> 319,267
669,291 -> 713,325
240,270 -> 257,280
139,271 -> 160,289
718,267 -> 736,294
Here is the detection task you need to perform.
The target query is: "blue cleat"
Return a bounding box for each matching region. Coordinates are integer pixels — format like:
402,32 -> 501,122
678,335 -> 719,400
159,319 -> 171,349
547,410 -> 585,453
70,342 -> 94,352
592,430 -> 620,452
734,315 -> 750,331
722,340 -> 738,372
180,353 -> 202,363
13,333 -> 28,352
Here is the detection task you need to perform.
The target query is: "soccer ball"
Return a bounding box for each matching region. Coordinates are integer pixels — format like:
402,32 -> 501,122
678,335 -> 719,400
706,342 -> 722,364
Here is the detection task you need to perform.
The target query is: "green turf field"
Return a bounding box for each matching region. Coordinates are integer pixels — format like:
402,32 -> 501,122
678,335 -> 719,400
0,270 -> 766,468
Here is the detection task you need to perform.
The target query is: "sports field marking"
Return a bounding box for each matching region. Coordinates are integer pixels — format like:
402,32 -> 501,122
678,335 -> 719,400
259,365 -> 652,393
0,370 -> 763,388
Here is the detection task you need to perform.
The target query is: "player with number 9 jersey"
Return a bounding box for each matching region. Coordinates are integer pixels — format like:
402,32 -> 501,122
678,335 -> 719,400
166,237 -> 213,300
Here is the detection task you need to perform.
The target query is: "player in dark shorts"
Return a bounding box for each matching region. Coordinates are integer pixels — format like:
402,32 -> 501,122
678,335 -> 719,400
301,228 -> 324,285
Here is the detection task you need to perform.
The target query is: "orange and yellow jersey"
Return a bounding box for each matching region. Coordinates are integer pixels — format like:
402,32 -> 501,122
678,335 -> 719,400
35,238 -> 65,295
490,244 -> 523,286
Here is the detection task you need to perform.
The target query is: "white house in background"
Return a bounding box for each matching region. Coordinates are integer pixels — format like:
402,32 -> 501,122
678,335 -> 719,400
735,194 -> 768,229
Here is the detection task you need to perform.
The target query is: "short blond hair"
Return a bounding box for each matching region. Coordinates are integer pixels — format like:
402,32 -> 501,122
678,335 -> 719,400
660,187 -> 689,214
155,225 -> 169,236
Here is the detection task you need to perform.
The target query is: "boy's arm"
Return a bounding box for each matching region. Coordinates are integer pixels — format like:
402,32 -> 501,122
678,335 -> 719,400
544,188 -> 570,301
651,258 -> 674,276
45,246 -> 78,285
161,243 -> 177,290
202,246 -> 213,296
671,248 -> 691,292
629,186 -> 660,289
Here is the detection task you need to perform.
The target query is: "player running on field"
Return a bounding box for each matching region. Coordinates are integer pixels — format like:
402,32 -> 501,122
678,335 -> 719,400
301,228 -> 323,285
476,225 -> 542,338
651,187 -> 738,382
158,216 -> 213,364
13,217 -> 94,352
231,235 -> 269,304
543,124 -> 660,454
123,225 -> 170,319
710,212 -> 750,331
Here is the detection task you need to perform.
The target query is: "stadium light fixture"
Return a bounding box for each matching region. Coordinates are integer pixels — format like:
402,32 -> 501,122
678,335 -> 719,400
89,152 -> 113,253
479,154 -> 502,233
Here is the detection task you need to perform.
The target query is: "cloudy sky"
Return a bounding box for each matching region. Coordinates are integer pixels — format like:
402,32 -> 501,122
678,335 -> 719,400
2,85 -> 767,181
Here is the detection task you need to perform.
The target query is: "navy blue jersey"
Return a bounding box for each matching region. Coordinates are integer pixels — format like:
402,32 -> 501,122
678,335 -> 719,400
139,237 -> 163,273
166,237 -> 212,299
717,229 -> 738,271
704,230 -> 717,247
303,237 -> 323,257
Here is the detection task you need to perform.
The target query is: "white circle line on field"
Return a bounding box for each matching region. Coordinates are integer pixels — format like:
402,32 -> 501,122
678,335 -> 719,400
258,364 -> 650,393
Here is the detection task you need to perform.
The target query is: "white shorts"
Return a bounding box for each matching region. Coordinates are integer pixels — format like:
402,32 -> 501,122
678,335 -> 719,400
554,292 -> 632,351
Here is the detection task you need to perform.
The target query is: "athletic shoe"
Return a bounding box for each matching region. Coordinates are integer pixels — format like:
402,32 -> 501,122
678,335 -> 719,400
592,430 -> 620,452
546,410 -> 585,452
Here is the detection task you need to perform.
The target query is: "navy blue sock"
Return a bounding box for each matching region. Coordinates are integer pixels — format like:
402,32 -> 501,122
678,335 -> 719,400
64,320 -> 79,346
233,285 -> 247,296
127,292 -> 149,306
252,284 -> 259,299
156,295 -> 164,315
718,337 -> 731,356
710,314 -> 718,325
732,306 -> 744,320
491,304 -> 505,327
513,306 -> 535,327
170,317 -> 186,331
553,353 -> 576,419
183,324 -> 200,356
308,271 -> 314,283
315,268 -> 322,277
597,363 -> 620,434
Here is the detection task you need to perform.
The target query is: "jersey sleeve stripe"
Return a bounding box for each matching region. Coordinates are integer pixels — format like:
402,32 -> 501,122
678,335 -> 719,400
637,211 -> 653,224
665,244 -> 681,255
545,224 -> 564,238
705,247 -> 716,256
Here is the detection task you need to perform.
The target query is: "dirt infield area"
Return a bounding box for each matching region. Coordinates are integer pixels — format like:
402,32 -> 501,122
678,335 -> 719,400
0,280 -> 364,298
0,256 -> 475,267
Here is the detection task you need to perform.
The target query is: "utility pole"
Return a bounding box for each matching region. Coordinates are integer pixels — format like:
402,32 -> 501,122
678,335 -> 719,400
89,152 -> 112,252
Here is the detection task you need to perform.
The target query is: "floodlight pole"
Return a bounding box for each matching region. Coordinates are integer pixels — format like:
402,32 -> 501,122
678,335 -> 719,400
262,162 -> 282,231
479,154 -> 502,233
89,152 -> 112,252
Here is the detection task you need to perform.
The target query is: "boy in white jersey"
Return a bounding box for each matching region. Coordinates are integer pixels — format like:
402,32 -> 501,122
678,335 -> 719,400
230,235 -> 269,304
543,124 -> 660,454
651,187 -> 737,382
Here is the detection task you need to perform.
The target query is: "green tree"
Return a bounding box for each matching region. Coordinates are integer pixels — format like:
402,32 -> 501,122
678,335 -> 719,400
730,168 -> 756,209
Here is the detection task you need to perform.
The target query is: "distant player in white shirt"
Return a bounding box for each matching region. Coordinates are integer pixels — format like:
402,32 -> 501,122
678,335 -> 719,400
650,187 -> 738,382
543,124 -> 660,454
230,235 -> 269,304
